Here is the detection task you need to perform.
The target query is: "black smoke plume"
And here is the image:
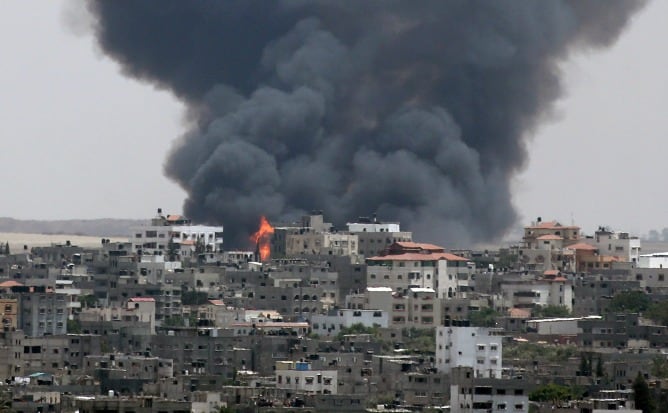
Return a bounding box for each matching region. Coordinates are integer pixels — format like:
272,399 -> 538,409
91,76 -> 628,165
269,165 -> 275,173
86,1 -> 645,247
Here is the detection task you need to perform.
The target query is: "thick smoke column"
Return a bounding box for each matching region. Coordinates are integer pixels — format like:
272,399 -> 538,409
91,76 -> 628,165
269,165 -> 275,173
86,1 -> 645,247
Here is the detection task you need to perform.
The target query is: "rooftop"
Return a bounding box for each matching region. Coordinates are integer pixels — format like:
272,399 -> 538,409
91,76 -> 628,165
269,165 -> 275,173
368,252 -> 468,262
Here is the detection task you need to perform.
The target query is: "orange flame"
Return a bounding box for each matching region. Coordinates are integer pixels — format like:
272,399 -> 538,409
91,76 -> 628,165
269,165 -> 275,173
250,216 -> 275,261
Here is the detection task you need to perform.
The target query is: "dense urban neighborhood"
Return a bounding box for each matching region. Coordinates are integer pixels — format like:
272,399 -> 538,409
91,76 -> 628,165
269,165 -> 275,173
1,209 -> 667,413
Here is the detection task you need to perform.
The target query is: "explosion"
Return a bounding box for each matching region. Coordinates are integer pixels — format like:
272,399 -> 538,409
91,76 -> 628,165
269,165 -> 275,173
250,216 -> 275,261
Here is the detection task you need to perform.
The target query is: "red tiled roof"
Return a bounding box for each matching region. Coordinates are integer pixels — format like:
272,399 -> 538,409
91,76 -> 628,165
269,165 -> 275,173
368,252 -> 468,262
129,297 -> 155,302
393,242 -> 445,251
543,270 -> 560,276
565,243 -> 597,251
527,221 -> 579,230
166,214 -> 184,221
508,308 -> 531,319
208,299 -> 225,306
0,280 -> 23,288
536,235 -> 563,241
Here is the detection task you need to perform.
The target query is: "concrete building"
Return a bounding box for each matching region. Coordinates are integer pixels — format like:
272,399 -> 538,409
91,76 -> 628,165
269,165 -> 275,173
271,213 -> 333,258
436,321 -> 504,378
311,309 -> 389,337
83,353 -> 174,380
367,242 -> 470,298
584,227 -> 641,263
130,209 -> 224,259
275,360 -> 338,395
346,217 -> 412,258
527,315 -> 601,335
519,218 -> 580,272
18,288 -> 69,337
80,297 -> 157,334
449,366 -> 530,413
285,232 -> 359,258
578,312 -> 668,352
348,286 -> 441,329
0,296 -> 19,330
497,276 -> 573,313
638,252 -> 668,269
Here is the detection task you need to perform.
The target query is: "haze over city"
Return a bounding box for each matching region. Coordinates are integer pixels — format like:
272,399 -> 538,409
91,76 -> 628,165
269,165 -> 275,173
1,1 -> 666,244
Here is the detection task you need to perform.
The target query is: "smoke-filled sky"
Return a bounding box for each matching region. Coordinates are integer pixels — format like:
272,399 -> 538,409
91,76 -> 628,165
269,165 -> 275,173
0,1 -> 665,247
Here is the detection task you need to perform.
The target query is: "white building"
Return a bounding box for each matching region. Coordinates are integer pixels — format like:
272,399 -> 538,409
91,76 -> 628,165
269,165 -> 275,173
311,309 -> 389,337
638,252 -> 668,269
54,280 -> 81,319
130,209 -> 223,259
436,322 -> 503,378
275,361 -> 338,395
498,277 -> 573,313
347,221 -> 401,233
585,227 -> 641,263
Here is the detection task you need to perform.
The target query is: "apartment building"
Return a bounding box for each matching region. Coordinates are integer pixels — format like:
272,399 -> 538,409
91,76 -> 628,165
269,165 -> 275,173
346,217 -> 412,258
130,209 -> 224,258
519,218 -> 580,272
311,309 -> 389,337
449,367 -> 530,413
367,242 -> 470,298
435,321 -> 503,378
348,286 -> 441,329
584,227 -> 641,263
18,288 -> 69,337
275,361 -> 338,395
497,276 -> 573,313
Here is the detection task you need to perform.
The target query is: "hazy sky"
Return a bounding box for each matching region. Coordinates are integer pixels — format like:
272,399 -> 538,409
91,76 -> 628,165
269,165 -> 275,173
0,1 -> 665,239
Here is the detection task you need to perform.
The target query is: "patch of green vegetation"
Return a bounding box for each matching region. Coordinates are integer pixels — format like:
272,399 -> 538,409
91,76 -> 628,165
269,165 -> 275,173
470,307 -> 500,327
532,305 -> 571,318
504,342 -> 578,363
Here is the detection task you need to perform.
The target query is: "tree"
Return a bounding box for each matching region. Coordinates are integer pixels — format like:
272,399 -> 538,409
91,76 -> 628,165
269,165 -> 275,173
470,307 -> 500,327
181,291 -> 208,306
651,356 -> 668,379
646,302 -> 668,327
337,323 -> 379,340
529,383 -> 574,407
595,355 -> 605,377
78,295 -> 98,309
3,242 -> 8,255
0,389 -> 13,413
608,291 -> 650,313
633,372 -> 655,413
67,319 -> 82,334
579,353 -> 591,377
167,237 -> 179,262
533,305 -> 571,318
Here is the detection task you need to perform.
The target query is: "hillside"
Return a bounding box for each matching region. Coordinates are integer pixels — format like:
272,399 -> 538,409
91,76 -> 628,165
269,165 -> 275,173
0,217 -> 144,237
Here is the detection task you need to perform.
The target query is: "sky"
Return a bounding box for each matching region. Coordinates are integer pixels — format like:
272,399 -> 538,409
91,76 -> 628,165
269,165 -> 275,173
0,1 -> 666,239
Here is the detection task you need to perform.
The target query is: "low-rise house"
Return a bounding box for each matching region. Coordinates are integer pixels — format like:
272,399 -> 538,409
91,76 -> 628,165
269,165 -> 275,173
311,309 -> 388,337
449,366 -> 531,413
275,360 -> 338,395
435,321 -> 504,378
